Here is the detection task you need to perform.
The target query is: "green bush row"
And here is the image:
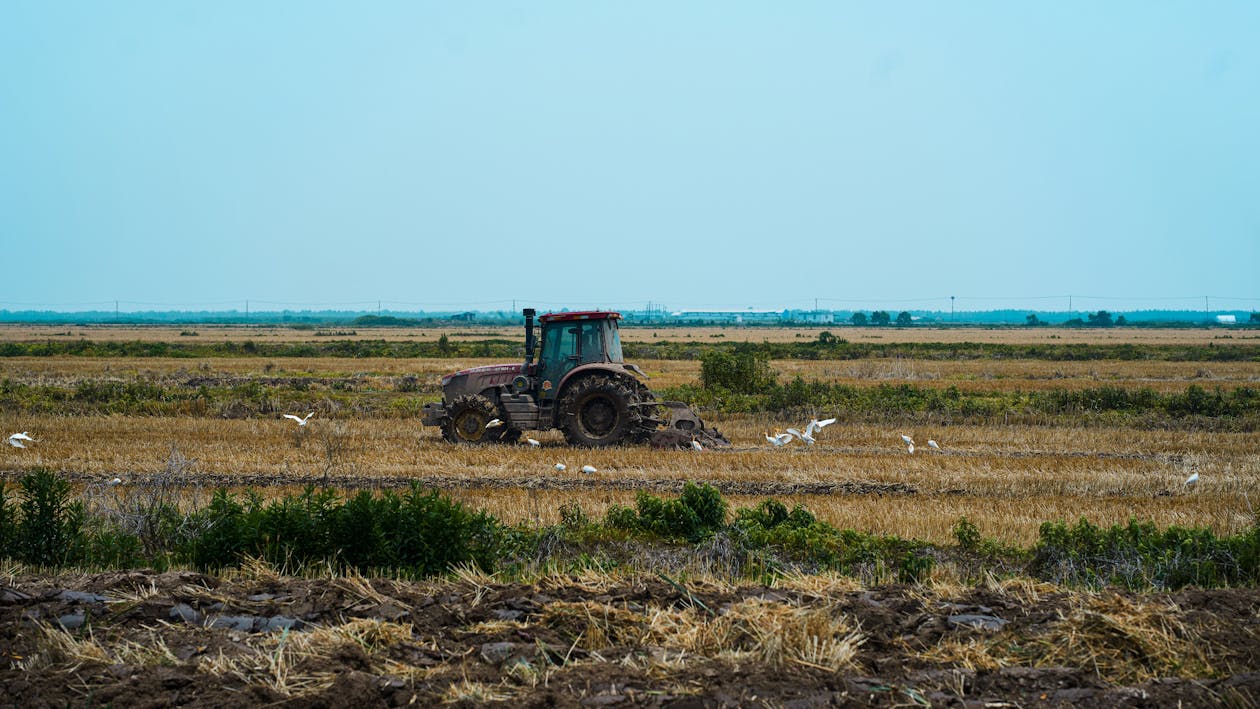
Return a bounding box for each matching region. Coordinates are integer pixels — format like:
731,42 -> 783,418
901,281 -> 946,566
667,378 -> 1260,422
3,472 -> 1257,589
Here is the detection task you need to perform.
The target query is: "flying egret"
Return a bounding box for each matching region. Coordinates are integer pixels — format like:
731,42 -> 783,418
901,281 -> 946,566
526,438 -> 541,447
900,434 -> 914,446
786,428 -> 815,445
107,477 -> 123,486
928,440 -> 941,451
10,432 -> 35,443
283,413 -> 314,426
805,418 -> 836,437
485,418 -> 504,429
691,439 -> 703,452
581,465 -> 597,474
554,463 -> 566,472
765,432 -> 793,447
7,437 -> 25,449
1184,472 -> 1200,487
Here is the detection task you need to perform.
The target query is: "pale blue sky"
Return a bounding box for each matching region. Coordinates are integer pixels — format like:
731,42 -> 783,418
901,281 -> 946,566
2,2 -> 1257,313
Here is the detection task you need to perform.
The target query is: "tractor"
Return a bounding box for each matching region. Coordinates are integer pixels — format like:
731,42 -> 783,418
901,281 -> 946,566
422,309 -> 728,448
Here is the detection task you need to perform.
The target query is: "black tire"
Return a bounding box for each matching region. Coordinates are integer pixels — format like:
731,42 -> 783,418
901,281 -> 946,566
559,375 -> 644,447
442,394 -> 515,444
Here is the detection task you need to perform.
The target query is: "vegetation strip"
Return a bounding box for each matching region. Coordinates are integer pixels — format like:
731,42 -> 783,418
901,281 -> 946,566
2,471 -> 1256,591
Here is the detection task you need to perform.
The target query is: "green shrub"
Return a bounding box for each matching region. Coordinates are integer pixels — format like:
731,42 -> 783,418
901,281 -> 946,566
700,346 -> 776,394
606,483 -> 727,542
184,484 -> 501,576
14,470 -> 85,567
1032,516 -> 1260,589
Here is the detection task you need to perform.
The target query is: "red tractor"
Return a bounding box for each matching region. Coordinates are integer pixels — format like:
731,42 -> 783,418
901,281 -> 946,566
422,309 -> 728,448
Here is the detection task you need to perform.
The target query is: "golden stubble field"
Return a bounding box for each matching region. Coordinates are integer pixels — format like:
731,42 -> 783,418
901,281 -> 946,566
2,324 -> 1258,546
2,413 -> 1256,546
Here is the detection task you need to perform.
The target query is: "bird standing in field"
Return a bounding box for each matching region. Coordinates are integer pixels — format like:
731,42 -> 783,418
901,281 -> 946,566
107,477 -> 123,486
691,439 -> 704,452
7,432 -> 36,448
901,434 -> 915,453
1184,471 -> 1200,487
554,463 -> 566,472
526,438 -> 541,447
581,465 -> 597,474
283,413 -> 314,426
928,440 -> 941,451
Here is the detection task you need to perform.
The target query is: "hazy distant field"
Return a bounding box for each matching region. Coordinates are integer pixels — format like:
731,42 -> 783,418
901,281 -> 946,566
4,322 -> 1258,345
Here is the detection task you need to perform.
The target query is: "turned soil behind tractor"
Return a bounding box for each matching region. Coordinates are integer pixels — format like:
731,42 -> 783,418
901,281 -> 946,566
422,309 -> 728,448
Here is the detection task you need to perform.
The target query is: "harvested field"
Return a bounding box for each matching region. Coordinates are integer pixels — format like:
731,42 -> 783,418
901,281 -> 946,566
2,568 -> 1258,707
3,324 -> 1259,705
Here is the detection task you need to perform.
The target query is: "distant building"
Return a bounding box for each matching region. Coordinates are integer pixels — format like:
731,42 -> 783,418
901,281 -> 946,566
668,310 -> 782,324
1216,314 -> 1237,325
784,310 -> 835,324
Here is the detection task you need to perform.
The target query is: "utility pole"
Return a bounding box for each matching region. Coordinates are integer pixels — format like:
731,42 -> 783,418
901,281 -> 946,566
1205,295 -> 1210,322
245,300 -> 249,320
115,300 -> 119,322
950,296 -> 955,322
1068,295 -> 1072,320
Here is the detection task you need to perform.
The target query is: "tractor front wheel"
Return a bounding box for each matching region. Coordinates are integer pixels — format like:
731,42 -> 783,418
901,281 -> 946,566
442,394 -> 519,444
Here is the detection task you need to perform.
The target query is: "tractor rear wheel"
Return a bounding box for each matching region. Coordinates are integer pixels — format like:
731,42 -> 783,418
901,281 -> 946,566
559,375 -> 644,447
442,394 -> 518,444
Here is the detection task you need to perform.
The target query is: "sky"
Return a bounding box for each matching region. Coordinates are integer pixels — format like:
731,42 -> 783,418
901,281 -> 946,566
2,2 -> 1257,314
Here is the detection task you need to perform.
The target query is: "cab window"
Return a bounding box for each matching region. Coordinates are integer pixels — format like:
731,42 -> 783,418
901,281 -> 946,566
579,322 -> 605,364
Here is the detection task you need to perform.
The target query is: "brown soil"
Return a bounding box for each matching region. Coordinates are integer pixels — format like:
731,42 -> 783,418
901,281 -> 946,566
3,570 -> 1257,707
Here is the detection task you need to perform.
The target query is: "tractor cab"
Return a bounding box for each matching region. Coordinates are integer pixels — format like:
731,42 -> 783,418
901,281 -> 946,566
534,311 -> 624,402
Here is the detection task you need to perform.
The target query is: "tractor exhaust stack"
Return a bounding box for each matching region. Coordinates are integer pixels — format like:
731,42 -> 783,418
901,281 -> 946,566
522,308 -> 537,371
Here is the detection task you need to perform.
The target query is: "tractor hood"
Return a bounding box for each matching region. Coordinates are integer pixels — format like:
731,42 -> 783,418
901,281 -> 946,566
441,363 -> 522,389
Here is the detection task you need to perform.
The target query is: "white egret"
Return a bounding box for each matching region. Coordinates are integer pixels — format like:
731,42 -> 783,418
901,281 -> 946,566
691,439 -> 703,452
107,477 -> 123,486
526,438 -> 541,447
581,465 -> 597,474
554,463 -> 567,472
805,418 -> 836,437
282,413 -> 314,426
907,444 -> 915,454
786,428 -> 815,445
928,440 -> 941,451
485,418 -> 503,429
900,434 -> 914,446
765,432 -> 793,447
7,438 -> 25,449
1184,472 -> 1200,487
